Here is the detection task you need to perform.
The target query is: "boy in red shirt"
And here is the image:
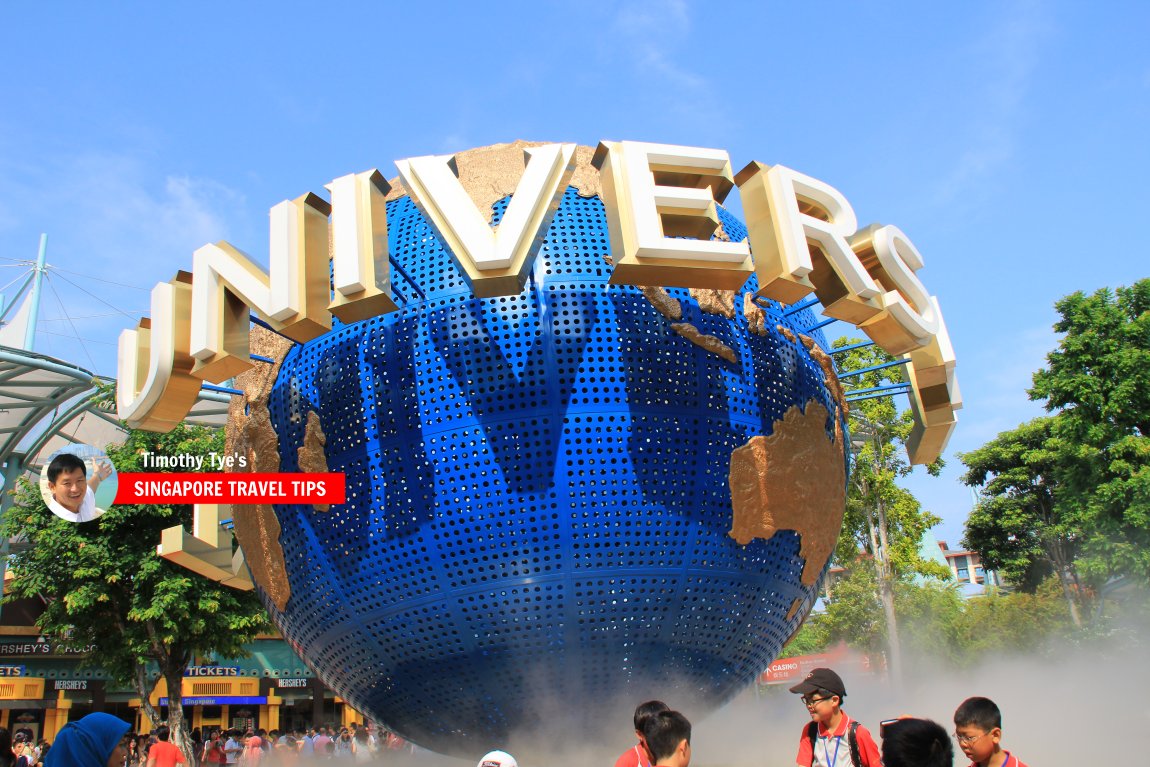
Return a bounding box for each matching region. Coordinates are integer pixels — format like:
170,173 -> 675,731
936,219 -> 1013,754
614,700 -> 670,767
789,668 -> 881,767
641,710 -> 691,767
953,696 -> 1030,767
146,725 -> 187,767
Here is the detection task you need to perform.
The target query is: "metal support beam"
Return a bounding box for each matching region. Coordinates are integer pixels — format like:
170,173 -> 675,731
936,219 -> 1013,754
783,296 -> 821,316
23,234 -> 48,351
829,340 -> 876,356
838,358 -> 911,380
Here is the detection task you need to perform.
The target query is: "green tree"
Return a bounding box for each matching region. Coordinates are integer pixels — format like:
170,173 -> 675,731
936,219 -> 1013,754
800,574 -> 1074,671
1029,280 -> 1150,585
959,416 -> 1088,627
817,566 -> 885,655
947,578 -> 1073,662
830,340 -> 948,685
2,422 -> 271,764
780,619 -> 830,658
894,579 -> 965,669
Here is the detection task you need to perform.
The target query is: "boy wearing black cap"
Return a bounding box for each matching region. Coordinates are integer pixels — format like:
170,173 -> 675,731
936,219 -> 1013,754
788,667 -> 881,767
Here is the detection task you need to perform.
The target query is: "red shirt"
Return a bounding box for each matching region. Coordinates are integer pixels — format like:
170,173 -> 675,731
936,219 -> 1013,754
203,740 -> 226,765
614,743 -> 651,767
794,713 -> 881,767
967,753 -> 1029,767
147,740 -> 187,767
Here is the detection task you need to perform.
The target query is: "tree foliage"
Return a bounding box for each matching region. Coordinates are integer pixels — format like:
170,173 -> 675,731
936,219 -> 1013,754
899,577 -> 1071,668
835,341 -> 947,580
959,416 -> 1089,626
893,579 -> 965,669
816,566 -> 886,654
793,576 -> 1073,670
2,422 -> 271,763
1028,279 -> 1150,583
955,280 -> 1150,633
780,619 -> 829,658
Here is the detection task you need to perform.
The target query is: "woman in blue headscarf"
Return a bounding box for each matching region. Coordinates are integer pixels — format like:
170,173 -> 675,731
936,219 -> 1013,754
44,712 -> 130,767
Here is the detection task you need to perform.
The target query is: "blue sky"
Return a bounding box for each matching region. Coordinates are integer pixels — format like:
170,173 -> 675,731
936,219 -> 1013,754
2,1 -> 1147,546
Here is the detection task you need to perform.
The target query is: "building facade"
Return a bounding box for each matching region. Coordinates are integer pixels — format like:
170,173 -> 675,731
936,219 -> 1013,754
0,593 -> 365,741
937,541 -> 1002,590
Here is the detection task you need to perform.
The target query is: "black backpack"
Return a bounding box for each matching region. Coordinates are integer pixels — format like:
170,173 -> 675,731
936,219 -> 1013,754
806,720 -> 861,766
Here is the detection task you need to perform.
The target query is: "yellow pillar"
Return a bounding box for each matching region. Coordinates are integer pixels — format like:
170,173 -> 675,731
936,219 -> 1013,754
264,695 -> 282,731
42,709 -> 58,742
43,691 -> 73,741
338,698 -> 351,728
338,699 -> 368,728
130,698 -> 155,736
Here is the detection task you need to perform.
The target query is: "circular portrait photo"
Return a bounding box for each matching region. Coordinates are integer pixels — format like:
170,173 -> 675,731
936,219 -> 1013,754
38,445 -> 117,523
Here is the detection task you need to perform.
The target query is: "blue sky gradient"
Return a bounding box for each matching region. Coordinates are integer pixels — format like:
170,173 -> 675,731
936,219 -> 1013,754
2,1 -> 1147,545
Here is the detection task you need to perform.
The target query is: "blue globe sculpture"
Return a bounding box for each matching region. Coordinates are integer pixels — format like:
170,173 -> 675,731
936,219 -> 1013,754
249,146 -> 849,757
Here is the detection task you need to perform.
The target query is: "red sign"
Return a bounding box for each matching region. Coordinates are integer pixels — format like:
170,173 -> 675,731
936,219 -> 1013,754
115,473 -> 345,505
758,645 -> 875,685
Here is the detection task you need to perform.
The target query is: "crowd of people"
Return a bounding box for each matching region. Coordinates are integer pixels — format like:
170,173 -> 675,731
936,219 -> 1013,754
194,722 -> 409,765
0,727 -> 50,767
1,717 -> 410,767
11,666 -> 1028,767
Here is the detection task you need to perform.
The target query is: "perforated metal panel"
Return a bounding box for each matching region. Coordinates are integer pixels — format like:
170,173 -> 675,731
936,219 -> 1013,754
264,188 -> 845,756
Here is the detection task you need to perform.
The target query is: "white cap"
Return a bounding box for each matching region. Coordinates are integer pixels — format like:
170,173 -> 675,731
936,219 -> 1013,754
477,750 -> 518,767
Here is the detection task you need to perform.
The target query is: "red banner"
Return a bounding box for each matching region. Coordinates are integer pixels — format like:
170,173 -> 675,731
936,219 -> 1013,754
759,646 -> 867,685
115,473 -> 345,505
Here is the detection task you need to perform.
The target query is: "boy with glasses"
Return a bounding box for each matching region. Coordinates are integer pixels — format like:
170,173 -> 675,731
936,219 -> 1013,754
953,696 -> 1029,767
788,668 -> 881,767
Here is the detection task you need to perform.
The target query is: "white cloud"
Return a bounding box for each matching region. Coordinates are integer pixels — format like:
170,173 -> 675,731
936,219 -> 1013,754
933,1 -> 1051,205
2,151 -> 246,268
0,148 -> 249,373
46,153 -> 246,270
611,0 -> 708,94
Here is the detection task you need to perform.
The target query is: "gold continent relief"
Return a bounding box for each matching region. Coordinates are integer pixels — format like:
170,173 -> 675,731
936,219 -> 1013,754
226,326 -> 294,612
728,399 -> 847,587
